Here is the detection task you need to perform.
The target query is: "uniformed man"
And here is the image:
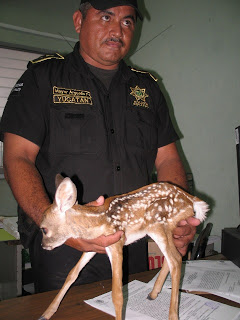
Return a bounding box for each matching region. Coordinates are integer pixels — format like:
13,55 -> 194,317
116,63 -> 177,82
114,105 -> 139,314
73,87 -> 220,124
0,0 -> 200,293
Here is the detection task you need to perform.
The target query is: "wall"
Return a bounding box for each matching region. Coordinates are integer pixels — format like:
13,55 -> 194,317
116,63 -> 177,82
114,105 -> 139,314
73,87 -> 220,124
129,0 -> 240,237
0,0 -> 240,237
0,180 -> 17,216
0,0 -> 79,54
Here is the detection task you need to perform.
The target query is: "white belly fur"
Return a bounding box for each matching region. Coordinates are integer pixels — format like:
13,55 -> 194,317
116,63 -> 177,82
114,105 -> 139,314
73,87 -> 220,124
124,230 -> 147,246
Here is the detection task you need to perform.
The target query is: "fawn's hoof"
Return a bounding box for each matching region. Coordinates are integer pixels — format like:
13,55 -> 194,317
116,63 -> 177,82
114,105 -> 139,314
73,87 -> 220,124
147,292 -> 158,300
147,294 -> 154,300
38,316 -> 48,320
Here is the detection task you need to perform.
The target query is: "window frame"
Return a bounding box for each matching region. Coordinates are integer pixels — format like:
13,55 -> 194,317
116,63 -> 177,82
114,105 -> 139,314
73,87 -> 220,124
0,46 -> 45,179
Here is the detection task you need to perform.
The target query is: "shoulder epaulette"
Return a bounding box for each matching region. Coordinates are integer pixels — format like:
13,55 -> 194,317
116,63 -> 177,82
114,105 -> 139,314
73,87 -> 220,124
29,53 -> 64,65
131,67 -> 158,82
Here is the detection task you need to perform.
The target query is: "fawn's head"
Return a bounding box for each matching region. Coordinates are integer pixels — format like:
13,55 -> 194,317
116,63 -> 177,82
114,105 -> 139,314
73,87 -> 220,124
40,175 -> 77,250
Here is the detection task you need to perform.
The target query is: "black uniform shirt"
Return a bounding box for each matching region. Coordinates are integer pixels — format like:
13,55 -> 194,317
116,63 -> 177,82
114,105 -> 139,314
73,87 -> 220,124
0,42 -> 178,204
0,42 -> 179,277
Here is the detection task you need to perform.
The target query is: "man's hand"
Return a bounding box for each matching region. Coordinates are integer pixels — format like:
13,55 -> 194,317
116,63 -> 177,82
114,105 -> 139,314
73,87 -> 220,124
65,232 -> 123,254
173,217 -> 200,256
87,195 -> 105,207
65,196 -> 123,253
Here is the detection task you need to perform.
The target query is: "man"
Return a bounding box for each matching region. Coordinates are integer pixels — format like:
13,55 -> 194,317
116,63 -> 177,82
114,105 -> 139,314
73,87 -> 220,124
0,0 -> 199,293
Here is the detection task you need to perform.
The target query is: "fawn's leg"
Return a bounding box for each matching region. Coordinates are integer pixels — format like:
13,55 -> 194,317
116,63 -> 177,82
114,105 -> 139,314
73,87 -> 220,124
148,258 -> 169,300
148,231 -> 182,320
106,241 -> 124,320
39,251 -> 96,320
165,235 -> 182,320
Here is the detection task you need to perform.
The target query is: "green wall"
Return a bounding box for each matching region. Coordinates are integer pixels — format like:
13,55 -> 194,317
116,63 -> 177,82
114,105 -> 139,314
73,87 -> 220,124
130,0 -> 240,238
0,180 -> 17,216
1,0 -> 240,237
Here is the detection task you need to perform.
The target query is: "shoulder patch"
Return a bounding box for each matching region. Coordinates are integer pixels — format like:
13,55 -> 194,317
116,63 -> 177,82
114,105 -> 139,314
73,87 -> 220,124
131,67 -> 158,82
29,53 -> 64,65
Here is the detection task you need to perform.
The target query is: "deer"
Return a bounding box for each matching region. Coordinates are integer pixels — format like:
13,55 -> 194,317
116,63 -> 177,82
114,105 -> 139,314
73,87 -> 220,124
38,174 -> 209,320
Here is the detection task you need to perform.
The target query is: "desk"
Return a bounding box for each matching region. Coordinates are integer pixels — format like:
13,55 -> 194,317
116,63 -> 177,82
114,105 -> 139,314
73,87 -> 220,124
0,264 -> 239,320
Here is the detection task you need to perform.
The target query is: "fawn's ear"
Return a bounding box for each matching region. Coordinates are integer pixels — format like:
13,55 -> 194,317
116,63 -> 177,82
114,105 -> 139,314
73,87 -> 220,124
55,177 -> 77,213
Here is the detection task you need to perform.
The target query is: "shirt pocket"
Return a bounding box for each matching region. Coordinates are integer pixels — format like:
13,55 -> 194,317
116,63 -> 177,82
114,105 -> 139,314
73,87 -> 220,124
125,108 -> 158,151
49,104 -> 105,156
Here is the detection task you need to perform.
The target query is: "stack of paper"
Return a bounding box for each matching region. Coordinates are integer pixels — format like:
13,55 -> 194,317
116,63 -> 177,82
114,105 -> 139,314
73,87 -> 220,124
85,280 -> 240,320
152,260 -> 240,304
85,260 -> 240,320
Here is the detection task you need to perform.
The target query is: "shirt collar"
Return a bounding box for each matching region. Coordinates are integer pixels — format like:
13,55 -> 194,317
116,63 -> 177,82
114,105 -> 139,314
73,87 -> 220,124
71,42 -> 135,82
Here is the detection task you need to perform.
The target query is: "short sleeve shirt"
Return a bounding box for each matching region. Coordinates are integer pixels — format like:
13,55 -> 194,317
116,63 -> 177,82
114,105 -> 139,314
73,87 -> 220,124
0,42 -> 179,203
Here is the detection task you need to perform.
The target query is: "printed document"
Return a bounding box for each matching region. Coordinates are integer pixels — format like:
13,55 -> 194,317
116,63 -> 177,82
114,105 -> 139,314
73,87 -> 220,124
85,280 -> 240,320
148,260 -> 240,303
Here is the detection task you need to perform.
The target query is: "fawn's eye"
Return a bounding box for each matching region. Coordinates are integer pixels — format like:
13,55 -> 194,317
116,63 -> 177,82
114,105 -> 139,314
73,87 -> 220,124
41,227 -> 48,235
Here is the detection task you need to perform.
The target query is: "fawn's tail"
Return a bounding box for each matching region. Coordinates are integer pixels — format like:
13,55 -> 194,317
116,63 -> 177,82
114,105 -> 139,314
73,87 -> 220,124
193,200 -> 209,222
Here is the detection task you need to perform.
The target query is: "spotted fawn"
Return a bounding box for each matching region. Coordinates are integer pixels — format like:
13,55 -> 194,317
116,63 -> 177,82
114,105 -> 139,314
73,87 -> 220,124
38,174 -> 208,320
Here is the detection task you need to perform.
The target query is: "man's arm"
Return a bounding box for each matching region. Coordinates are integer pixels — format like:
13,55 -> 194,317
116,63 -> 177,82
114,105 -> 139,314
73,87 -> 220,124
155,142 -> 188,189
3,133 -> 122,253
155,142 -> 200,256
3,133 -> 50,225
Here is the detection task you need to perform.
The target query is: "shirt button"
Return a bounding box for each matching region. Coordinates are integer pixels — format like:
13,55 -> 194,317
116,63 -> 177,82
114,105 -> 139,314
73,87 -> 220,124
116,166 -> 121,171
111,129 -> 115,134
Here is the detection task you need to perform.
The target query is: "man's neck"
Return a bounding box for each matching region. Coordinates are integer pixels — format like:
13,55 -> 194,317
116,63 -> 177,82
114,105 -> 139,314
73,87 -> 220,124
79,49 -> 120,70
87,63 -> 118,90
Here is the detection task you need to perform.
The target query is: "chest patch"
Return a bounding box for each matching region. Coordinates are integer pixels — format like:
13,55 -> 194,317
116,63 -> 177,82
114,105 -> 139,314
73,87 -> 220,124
53,86 -> 93,105
130,85 -> 149,109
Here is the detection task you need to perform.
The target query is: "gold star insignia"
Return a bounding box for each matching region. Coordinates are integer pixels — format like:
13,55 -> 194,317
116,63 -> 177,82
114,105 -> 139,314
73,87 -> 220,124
130,86 -> 149,108
130,86 -> 149,102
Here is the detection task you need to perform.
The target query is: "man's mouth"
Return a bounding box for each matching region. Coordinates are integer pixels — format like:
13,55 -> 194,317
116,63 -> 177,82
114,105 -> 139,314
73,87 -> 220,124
104,38 -> 123,48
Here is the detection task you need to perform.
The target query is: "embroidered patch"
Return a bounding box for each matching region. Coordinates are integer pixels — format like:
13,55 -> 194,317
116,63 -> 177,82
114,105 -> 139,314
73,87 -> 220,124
10,82 -> 24,96
130,86 -> 149,108
53,86 -> 93,105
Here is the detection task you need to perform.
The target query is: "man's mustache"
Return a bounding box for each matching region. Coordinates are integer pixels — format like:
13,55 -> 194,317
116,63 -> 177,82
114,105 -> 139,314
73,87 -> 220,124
104,37 -> 124,46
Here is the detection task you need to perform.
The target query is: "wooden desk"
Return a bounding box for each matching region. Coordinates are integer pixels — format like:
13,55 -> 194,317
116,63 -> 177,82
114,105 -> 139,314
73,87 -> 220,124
0,265 -> 239,320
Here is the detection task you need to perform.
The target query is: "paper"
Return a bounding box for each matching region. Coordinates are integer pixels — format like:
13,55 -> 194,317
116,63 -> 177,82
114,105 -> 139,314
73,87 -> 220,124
149,260 -> 240,303
85,280 -> 240,320
0,216 -> 20,239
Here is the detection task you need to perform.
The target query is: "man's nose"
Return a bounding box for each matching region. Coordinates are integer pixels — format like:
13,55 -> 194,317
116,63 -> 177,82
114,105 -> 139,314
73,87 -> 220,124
109,22 -> 123,39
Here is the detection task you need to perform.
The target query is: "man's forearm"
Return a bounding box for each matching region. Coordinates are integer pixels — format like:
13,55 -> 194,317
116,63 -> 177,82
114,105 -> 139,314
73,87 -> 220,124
155,143 -> 188,191
4,158 -> 50,226
156,158 -> 188,190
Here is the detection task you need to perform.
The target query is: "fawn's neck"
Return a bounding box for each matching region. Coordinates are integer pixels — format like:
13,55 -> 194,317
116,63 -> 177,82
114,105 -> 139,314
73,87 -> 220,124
66,206 -> 109,239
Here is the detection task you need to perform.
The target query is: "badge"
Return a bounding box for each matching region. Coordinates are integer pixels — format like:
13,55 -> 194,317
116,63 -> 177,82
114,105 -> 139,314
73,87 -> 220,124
53,86 -> 93,105
130,86 -> 149,108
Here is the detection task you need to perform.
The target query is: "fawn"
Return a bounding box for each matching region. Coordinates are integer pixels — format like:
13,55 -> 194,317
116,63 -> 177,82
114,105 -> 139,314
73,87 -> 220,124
38,174 -> 208,320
